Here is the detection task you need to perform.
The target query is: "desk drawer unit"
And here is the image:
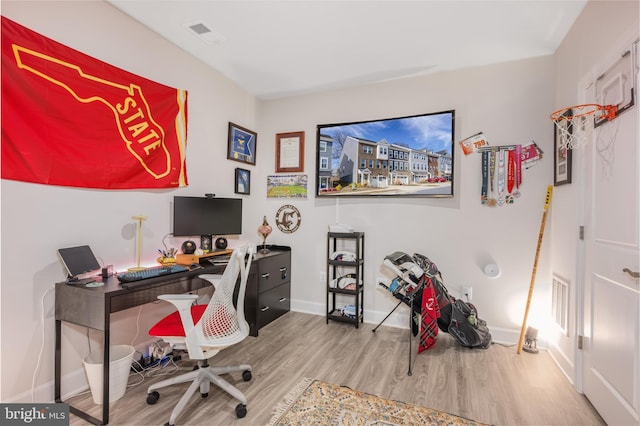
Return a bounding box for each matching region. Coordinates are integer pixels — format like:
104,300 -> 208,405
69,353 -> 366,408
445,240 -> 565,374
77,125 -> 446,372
257,282 -> 291,329
258,254 -> 289,291
246,248 -> 291,336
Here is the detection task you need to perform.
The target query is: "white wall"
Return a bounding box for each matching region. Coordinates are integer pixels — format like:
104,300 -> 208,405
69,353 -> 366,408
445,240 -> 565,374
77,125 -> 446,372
0,0 -> 263,402
547,0 -> 639,385
4,0 -> 631,405
257,58 -> 556,339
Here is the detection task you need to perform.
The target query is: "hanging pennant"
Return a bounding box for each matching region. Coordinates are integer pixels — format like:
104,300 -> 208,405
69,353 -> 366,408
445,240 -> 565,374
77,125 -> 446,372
459,131 -> 489,155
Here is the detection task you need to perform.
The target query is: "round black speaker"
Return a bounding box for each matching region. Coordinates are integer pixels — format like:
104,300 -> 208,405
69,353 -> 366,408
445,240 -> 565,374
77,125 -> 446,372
181,240 -> 196,254
215,237 -> 228,250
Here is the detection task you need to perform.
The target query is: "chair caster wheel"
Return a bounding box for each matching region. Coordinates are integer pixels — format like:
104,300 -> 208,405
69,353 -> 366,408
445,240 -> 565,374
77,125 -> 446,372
235,403 -> 247,418
146,391 -> 160,405
201,392 -> 208,398
164,422 -> 173,426
242,370 -> 252,381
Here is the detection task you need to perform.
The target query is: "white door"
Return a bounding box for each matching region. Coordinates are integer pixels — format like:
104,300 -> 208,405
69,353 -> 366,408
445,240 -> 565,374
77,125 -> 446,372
582,41 -> 639,426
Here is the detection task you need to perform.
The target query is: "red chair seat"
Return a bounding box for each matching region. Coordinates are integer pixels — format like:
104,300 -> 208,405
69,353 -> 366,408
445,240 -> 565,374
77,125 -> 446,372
149,305 -> 207,337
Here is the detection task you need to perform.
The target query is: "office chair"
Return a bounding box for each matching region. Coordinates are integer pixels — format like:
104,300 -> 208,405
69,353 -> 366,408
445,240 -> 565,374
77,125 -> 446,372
146,245 -> 254,426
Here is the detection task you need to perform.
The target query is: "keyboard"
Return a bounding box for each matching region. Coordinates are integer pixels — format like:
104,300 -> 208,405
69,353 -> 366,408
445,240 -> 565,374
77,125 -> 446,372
117,264 -> 189,284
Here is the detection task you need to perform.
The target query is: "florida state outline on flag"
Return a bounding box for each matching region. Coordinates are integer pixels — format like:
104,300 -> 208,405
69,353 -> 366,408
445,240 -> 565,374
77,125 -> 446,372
1,16 -> 188,189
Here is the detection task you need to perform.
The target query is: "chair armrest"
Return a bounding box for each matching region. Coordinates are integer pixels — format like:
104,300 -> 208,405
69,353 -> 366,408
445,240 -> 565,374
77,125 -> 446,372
157,294 -> 200,336
199,274 -> 223,289
158,294 -> 199,301
199,274 -> 223,281
157,294 -> 198,311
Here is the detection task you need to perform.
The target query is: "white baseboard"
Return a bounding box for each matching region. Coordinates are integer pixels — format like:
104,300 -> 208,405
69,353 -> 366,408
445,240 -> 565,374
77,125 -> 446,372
5,367 -> 89,404
5,339 -> 156,404
547,344 -> 576,386
290,298 -> 547,348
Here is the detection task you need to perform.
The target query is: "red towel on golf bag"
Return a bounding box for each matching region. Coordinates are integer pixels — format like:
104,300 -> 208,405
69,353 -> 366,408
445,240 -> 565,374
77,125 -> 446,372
418,275 -> 440,353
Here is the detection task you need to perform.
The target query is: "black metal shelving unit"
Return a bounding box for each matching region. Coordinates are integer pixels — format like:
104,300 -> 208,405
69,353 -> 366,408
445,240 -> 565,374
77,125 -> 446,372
326,231 -> 365,327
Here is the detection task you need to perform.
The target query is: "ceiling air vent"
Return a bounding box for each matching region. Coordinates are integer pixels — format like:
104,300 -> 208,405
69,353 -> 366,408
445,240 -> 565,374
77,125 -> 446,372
184,21 -> 226,45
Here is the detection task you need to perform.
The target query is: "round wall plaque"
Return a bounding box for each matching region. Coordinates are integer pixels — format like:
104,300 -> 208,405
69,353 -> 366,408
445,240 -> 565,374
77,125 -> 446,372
275,205 -> 301,233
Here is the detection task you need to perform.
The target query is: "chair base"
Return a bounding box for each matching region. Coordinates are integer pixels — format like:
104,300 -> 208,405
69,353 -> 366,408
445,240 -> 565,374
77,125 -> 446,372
147,361 -> 251,425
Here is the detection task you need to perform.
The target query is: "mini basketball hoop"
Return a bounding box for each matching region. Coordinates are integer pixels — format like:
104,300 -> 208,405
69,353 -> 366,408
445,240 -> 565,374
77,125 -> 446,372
550,103 -> 617,149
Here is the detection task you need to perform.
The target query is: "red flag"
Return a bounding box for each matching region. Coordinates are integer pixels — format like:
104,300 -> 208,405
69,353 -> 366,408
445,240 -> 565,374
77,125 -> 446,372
1,16 -> 188,189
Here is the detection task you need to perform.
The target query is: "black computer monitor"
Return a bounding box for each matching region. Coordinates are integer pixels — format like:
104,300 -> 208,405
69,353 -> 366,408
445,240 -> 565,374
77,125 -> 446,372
173,196 -> 242,237
57,245 -> 101,279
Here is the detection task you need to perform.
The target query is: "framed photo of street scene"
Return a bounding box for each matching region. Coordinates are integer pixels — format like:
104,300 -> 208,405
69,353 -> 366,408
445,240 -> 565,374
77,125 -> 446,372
315,110 -> 455,197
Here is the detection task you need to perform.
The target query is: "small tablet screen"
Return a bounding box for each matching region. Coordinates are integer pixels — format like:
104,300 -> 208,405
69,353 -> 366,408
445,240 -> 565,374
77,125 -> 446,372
57,245 -> 100,278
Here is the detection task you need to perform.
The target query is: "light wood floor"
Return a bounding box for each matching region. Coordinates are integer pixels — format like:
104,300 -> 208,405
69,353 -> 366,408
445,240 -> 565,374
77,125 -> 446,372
68,311 -> 605,425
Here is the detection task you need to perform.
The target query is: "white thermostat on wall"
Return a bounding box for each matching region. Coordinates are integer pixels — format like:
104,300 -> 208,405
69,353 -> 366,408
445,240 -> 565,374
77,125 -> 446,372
484,263 -> 500,278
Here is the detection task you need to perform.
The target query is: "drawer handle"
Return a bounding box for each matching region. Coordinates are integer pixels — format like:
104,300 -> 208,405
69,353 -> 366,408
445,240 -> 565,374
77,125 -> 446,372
280,267 -> 288,280
261,273 -> 270,279
279,297 -> 287,303
260,306 -> 270,312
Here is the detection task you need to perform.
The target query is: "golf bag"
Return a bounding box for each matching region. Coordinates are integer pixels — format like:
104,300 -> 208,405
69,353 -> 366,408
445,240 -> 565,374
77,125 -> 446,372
381,252 -> 440,353
412,253 -> 492,349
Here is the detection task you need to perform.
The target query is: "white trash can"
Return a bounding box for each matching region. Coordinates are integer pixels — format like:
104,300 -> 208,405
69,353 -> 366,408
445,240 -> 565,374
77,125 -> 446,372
83,345 -> 135,404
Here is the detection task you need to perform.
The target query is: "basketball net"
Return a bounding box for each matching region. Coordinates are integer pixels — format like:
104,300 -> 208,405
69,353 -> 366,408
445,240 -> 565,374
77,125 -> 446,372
550,104 -> 617,150
595,113 -> 620,177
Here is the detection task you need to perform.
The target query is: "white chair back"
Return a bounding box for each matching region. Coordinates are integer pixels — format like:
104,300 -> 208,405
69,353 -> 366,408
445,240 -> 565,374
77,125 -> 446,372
186,245 -> 253,358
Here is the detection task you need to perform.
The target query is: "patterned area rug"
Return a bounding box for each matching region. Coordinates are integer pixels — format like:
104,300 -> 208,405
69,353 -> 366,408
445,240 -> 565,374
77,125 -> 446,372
268,378 -> 488,426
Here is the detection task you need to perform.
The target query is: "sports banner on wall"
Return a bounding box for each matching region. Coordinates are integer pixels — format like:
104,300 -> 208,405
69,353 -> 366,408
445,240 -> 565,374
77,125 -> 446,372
1,16 -> 189,189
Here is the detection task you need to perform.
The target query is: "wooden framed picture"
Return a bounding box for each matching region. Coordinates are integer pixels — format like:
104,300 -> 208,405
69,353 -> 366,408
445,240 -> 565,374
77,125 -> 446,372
554,111 -> 572,186
234,168 -> 250,195
227,122 -> 257,165
276,131 -> 304,172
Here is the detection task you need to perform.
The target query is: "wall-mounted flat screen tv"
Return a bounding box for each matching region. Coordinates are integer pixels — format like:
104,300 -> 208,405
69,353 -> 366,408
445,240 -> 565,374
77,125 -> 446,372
173,196 -> 242,237
315,110 -> 454,197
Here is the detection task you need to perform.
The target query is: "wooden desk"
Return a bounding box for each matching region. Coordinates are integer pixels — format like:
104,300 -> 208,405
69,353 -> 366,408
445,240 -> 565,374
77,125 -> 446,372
54,265 -> 222,425
54,246 -> 291,425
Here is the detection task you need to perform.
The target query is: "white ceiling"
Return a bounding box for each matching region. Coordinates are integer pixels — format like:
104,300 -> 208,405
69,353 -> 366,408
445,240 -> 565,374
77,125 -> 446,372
107,0 -> 587,100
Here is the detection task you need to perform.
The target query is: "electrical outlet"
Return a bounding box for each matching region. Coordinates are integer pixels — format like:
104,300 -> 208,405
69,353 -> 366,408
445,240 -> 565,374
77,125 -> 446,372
320,271 -> 326,283
462,286 -> 473,301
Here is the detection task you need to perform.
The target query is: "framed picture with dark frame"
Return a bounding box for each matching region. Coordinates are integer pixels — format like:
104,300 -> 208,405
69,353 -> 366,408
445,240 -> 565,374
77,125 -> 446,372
227,122 -> 257,165
234,168 -> 250,195
315,110 -> 455,197
276,131 -> 304,172
554,110 -> 572,186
